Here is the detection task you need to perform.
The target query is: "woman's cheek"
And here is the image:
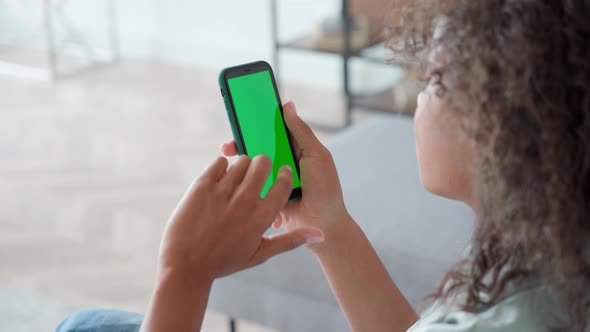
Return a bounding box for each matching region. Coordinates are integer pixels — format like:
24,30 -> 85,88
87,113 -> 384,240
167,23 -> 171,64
413,90 -> 449,194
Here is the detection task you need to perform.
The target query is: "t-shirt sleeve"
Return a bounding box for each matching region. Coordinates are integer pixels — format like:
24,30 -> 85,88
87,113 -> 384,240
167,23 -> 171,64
407,286 -> 569,332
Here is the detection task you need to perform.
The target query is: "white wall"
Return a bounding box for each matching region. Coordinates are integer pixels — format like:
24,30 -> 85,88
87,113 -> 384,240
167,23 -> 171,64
0,0 -> 396,90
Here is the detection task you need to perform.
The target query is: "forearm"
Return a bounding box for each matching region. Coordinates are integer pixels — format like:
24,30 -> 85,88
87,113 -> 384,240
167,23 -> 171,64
310,215 -> 419,332
140,267 -> 212,332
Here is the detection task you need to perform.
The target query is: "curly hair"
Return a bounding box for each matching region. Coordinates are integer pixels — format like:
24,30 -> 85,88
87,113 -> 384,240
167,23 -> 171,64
386,0 -> 590,331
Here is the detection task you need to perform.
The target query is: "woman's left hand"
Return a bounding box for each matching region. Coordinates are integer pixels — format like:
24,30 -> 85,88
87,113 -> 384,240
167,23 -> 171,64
157,155 -> 324,283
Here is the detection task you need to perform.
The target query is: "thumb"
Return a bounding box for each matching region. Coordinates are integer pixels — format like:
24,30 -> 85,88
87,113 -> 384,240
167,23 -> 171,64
283,101 -> 323,154
250,227 -> 324,265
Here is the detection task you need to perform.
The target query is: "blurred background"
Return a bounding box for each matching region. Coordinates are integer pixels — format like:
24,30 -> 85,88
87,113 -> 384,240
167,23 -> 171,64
0,0 -> 422,331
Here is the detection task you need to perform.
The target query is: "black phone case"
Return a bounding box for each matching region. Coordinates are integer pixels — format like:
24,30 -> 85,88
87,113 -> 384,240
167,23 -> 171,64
218,60 -> 302,200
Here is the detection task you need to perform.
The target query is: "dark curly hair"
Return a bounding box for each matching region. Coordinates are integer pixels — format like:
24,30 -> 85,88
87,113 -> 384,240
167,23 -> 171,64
386,0 -> 590,331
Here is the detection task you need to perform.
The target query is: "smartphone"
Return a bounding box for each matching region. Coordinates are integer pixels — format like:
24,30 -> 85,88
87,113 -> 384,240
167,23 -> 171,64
218,60 -> 302,200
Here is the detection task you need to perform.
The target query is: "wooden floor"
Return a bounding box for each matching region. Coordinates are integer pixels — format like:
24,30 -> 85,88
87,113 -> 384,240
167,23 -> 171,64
0,59 -> 374,331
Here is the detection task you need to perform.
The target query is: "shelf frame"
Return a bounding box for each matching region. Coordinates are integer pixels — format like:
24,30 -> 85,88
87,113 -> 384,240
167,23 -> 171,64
270,0 -> 413,130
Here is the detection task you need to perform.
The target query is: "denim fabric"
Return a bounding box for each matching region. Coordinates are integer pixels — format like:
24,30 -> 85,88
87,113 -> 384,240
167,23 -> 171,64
55,308 -> 143,332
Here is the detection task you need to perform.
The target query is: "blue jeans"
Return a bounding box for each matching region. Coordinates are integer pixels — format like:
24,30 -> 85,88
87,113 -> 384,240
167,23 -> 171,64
55,308 -> 144,332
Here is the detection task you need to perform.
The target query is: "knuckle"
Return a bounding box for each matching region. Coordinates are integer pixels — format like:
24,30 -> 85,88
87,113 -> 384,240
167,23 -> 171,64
217,181 -> 233,196
277,176 -> 292,192
237,154 -> 251,163
192,180 -> 211,196
233,155 -> 251,169
253,154 -> 272,170
254,154 -> 271,164
215,155 -> 227,164
233,186 -> 247,199
318,147 -> 333,160
253,256 -> 269,266
235,186 -> 257,205
217,157 -> 229,171
301,122 -> 312,133
195,173 -> 212,186
288,237 -> 300,250
252,154 -> 272,173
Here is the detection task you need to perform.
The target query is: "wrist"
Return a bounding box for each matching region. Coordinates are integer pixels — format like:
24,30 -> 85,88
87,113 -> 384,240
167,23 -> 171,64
142,263 -> 213,332
156,264 -> 214,297
308,212 -> 358,255
157,247 -> 217,285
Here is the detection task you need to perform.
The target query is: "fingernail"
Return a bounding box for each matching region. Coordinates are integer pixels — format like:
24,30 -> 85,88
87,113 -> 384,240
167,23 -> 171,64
282,165 -> 292,173
305,235 -> 324,244
286,101 -> 297,114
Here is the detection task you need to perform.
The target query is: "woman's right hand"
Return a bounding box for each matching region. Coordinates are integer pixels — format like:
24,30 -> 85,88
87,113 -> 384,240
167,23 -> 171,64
221,101 -> 350,248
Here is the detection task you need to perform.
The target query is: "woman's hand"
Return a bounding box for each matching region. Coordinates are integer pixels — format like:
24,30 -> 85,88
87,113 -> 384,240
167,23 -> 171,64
158,154 -> 324,283
220,101 -> 350,250
142,155 -> 324,332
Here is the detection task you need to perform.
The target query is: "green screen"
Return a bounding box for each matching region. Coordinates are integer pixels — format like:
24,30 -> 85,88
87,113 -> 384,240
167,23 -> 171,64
228,70 -> 300,198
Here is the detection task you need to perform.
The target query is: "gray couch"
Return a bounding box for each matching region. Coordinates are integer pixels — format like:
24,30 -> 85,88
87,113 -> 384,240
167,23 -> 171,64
209,115 -> 474,332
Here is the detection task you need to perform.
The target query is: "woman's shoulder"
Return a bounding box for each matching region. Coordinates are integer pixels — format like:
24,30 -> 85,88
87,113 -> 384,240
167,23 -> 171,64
407,285 -> 577,332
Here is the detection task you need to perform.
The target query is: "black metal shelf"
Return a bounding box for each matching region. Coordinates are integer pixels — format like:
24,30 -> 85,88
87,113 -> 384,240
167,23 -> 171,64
278,37 -> 410,67
271,0 -> 413,129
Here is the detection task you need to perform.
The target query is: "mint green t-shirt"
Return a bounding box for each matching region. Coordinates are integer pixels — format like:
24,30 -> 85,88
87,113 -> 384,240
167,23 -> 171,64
408,244 -> 589,332
407,282 -> 586,332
